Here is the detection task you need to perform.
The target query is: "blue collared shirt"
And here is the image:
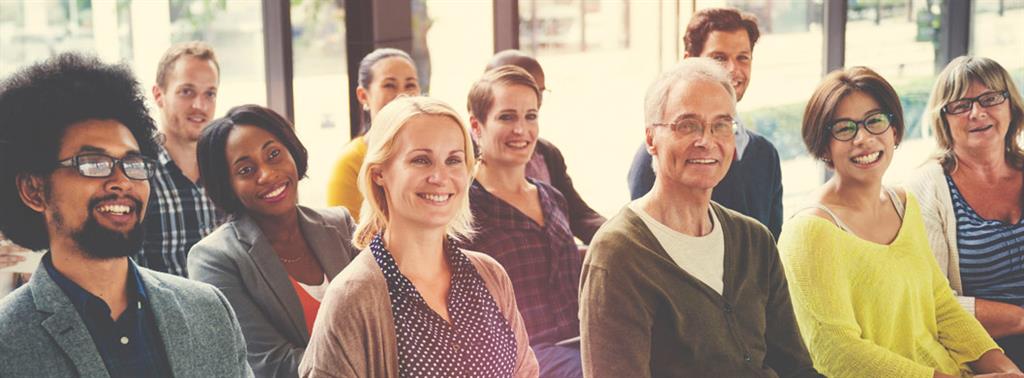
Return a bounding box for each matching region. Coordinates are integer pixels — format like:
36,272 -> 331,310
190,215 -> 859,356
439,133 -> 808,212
43,255 -> 171,378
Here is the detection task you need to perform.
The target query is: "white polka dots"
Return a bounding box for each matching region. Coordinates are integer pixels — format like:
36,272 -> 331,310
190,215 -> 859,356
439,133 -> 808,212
370,235 -> 517,377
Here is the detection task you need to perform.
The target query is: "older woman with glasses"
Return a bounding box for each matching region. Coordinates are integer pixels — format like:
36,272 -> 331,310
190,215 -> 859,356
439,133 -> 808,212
299,96 -> 538,377
778,66 -> 1020,378
187,105 -> 361,377
905,56 -> 1024,365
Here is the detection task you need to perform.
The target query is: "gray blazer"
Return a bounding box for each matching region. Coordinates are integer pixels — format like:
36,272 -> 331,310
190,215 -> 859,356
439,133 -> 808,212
0,257 -> 253,378
188,206 -> 359,378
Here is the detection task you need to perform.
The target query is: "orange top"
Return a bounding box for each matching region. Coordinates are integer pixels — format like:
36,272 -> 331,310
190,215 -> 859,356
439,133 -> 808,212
288,276 -> 322,334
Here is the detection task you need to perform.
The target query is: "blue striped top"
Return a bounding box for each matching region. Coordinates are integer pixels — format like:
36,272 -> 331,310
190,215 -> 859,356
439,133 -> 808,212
946,174 -> 1024,306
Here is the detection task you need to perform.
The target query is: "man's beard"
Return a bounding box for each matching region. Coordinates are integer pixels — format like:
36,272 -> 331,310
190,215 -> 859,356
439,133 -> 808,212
71,214 -> 145,259
51,195 -> 146,260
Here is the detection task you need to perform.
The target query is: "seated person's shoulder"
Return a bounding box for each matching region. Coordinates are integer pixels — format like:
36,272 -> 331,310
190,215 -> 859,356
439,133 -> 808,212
891,186 -> 908,205
0,286 -> 38,332
143,268 -> 224,305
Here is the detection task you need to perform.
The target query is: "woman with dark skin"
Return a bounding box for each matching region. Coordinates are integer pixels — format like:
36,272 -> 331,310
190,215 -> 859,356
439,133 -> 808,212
189,105 -> 359,377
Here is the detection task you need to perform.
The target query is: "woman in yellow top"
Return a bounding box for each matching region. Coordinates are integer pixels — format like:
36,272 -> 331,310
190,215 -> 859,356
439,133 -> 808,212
778,66 -> 1021,378
326,48 -> 420,220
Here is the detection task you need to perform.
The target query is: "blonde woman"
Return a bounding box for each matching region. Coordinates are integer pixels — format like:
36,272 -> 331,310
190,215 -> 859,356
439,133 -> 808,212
778,66 -> 1019,377
905,56 -> 1024,364
299,96 -> 538,377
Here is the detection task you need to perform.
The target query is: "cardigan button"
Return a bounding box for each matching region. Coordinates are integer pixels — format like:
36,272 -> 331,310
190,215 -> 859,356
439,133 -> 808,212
743,354 -> 752,362
724,304 -> 733,314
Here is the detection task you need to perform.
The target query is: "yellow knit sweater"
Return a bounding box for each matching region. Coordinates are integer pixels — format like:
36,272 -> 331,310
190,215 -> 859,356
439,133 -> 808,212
778,193 -> 999,378
326,136 -> 367,221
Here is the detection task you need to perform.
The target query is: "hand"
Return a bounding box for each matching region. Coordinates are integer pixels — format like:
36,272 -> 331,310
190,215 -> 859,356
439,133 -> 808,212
0,239 -> 28,269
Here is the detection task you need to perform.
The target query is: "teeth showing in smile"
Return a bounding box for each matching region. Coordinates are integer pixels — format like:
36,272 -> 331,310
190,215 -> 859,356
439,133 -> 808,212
187,115 -> 206,123
970,125 -> 994,133
98,204 -> 131,215
852,151 -> 882,164
419,193 -> 451,203
687,158 -> 718,164
261,183 -> 286,199
506,141 -> 529,148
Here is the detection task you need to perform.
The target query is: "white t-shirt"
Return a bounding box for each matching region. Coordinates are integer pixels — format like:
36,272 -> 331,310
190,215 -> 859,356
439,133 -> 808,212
629,200 -> 725,294
297,273 -> 330,302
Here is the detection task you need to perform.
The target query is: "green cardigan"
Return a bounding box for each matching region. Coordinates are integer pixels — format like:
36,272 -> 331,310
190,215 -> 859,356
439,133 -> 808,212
579,202 -> 821,378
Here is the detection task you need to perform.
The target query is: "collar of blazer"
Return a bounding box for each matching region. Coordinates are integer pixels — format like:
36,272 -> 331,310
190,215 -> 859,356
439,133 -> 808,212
29,257 -> 195,377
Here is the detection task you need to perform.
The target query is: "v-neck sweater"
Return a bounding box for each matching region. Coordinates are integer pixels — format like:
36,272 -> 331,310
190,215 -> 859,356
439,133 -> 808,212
778,193 -> 999,378
580,202 -> 821,378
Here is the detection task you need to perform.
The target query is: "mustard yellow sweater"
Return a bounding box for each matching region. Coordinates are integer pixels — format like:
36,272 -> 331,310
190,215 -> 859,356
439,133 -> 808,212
778,194 -> 999,378
326,136 -> 367,221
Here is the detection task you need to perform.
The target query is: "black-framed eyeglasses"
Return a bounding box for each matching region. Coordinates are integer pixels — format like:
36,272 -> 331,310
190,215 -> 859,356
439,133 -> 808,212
56,153 -> 155,180
828,112 -> 893,141
942,91 -> 1010,115
652,117 -> 736,139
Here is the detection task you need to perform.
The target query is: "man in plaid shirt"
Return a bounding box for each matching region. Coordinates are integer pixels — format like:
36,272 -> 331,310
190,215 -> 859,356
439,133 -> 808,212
136,42 -> 221,277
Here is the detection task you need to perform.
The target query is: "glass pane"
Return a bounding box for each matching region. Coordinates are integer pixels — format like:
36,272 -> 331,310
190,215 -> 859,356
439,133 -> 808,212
420,0 -> 493,119
0,0 -> 267,135
971,1 -> 1024,94
845,0 -> 940,187
698,0 -> 826,218
291,0 -> 348,207
517,0 -> 666,217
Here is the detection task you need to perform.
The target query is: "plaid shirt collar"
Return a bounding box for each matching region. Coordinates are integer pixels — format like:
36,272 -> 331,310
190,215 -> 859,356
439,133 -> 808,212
469,177 -> 557,232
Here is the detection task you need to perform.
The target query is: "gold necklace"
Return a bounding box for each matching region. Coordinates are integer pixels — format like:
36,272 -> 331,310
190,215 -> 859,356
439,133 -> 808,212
278,253 -> 304,264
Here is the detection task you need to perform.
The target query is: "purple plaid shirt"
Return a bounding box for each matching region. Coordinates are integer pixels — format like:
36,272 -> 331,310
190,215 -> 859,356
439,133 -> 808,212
468,178 -> 581,345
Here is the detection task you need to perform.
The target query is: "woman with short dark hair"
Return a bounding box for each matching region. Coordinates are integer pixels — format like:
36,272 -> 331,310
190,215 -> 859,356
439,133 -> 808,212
779,67 -> 1019,377
188,104 -> 360,377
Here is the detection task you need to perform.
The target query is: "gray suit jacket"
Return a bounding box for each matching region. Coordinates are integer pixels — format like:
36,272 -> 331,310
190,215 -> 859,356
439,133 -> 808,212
188,206 -> 359,378
0,257 -> 253,378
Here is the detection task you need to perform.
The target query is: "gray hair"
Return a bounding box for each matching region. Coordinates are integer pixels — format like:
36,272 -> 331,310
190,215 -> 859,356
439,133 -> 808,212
643,57 -> 736,127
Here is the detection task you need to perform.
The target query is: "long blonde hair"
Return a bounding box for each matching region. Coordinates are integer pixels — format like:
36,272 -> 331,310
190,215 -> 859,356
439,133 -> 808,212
353,96 -> 477,248
927,56 -> 1024,172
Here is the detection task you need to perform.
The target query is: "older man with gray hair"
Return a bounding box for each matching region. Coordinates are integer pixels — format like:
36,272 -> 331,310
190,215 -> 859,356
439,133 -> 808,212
579,58 -> 820,377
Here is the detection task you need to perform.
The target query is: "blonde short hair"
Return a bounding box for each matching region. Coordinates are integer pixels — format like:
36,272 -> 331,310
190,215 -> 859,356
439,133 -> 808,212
927,56 -> 1024,172
467,65 -> 541,122
353,96 -> 477,249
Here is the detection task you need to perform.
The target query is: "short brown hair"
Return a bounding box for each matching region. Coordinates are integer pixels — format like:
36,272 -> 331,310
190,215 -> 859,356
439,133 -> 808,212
802,66 -> 905,165
467,65 -> 542,123
155,41 -> 219,89
684,7 -> 760,57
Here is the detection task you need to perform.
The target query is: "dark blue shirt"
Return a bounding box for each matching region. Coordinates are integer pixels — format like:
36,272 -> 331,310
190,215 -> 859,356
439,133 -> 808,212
43,255 -> 171,378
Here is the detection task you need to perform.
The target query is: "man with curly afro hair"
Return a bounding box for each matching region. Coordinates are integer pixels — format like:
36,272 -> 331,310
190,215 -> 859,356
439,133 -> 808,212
0,52 -> 252,377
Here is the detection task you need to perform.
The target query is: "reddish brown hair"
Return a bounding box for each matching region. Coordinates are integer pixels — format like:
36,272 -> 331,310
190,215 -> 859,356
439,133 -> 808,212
684,7 -> 760,57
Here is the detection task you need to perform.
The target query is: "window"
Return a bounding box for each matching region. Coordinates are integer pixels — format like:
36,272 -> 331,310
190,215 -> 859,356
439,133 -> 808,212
290,0 -> 348,207
419,0 -> 494,120
846,0 -> 940,186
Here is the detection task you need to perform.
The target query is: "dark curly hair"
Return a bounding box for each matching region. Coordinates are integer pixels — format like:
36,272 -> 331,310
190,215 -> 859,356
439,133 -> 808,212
0,52 -> 159,250
197,104 -> 308,216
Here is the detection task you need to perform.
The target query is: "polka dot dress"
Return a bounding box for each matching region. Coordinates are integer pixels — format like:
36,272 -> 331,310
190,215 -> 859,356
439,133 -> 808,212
370,234 -> 518,377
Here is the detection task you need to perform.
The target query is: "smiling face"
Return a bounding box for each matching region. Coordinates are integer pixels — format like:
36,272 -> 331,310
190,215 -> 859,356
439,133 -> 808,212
828,90 -> 897,183
693,29 -> 752,102
647,79 -> 736,191
153,56 -> 219,144
944,80 -> 1013,156
358,57 -> 420,119
375,115 -> 469,231
224,125 -> 299,219
32,120 -> 150,259
472,83 -> 540,167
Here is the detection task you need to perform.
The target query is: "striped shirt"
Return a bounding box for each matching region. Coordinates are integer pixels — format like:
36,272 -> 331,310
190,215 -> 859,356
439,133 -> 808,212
947,174 -> 1024,306
137,148 -> 219,277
